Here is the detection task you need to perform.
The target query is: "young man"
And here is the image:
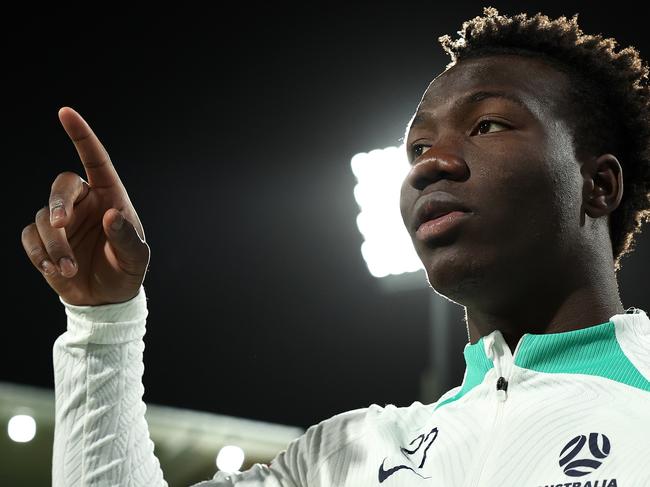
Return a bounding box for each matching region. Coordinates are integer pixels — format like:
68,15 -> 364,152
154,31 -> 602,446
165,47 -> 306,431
21,6 -> 650,486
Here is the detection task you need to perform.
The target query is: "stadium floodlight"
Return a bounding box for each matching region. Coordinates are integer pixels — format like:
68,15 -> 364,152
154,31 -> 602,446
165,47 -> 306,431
350,143 -> 464,403
7,414 -> 36,443
216,444 -> 245,473
350,144 -> 424,279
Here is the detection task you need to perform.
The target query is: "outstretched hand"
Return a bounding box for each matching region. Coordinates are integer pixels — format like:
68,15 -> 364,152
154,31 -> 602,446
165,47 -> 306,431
21,107 -> 150,306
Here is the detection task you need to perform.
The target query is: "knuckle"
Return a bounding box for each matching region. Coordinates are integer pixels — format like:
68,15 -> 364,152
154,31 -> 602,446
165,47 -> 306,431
21,223 -> 35,241
26,244 -> 45,260
43,239 -> 64,255
51,170 -> 78,188
50,172 -> 79,201
35,206 -> 49,221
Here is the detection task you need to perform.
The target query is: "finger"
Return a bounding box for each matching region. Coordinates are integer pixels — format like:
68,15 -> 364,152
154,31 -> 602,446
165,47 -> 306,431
21,223 -> 61,280
49,171 -> 91,228
34,206 -> 78,278
57,107 -> 122,189
102,208 -> 150,277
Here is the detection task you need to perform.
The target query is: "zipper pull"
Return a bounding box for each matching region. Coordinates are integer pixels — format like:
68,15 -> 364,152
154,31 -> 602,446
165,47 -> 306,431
496,376 -> 508,402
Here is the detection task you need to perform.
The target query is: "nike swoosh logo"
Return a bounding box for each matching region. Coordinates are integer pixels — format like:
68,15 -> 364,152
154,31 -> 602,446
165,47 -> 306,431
378,458 -> 428,482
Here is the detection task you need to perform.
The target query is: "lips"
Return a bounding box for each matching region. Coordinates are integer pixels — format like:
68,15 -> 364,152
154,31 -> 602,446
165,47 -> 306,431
413,192 -> 471,232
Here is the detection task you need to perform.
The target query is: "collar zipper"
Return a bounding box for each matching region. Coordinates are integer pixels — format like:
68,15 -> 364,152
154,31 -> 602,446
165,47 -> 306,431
485,331 -> 527,402
465,332 -> 526,486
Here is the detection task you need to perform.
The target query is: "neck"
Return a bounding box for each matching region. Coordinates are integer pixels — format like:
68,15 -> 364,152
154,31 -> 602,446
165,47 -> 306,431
465,267 -> 625,353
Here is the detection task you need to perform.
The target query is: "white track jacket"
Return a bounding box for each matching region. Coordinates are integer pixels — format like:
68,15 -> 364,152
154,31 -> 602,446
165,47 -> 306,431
52,286 -> 650,486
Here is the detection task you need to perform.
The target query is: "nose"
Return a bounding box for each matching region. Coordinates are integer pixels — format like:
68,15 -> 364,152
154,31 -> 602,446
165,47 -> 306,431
404,149 -> 469,191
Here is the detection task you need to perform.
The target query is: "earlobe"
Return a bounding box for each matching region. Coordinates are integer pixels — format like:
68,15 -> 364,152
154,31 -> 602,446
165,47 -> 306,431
582,153 -> 623,219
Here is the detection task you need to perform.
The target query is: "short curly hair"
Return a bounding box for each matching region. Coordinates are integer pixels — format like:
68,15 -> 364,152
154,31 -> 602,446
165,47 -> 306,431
436,6 -> 650,273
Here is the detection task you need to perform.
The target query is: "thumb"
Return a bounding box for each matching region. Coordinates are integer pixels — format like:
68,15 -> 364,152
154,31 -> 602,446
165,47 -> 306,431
103,208 -> 150,275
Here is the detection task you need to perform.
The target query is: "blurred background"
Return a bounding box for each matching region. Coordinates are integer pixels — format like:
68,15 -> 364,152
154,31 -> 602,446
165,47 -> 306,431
4,2 -> 650,485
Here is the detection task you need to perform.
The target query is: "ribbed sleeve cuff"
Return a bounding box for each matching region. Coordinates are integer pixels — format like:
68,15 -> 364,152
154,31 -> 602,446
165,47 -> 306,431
59,286 -> 148,345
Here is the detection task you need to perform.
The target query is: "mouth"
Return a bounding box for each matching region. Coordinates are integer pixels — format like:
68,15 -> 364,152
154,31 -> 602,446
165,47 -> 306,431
415,210 -> 472,241
412,193 -> 471,232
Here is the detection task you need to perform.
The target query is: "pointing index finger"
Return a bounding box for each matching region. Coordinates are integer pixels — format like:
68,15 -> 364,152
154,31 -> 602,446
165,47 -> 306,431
57,107 -> 122,188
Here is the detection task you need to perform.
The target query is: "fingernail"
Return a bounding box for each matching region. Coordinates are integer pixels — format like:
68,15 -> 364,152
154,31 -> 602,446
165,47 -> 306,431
51,206 -> 66,222
111,213 -> 124,231
59,257 -> 76,277
41,260 -> 56,276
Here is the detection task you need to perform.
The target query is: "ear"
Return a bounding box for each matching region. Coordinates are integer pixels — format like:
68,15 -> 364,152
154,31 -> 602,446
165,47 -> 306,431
581,153 -> 623,219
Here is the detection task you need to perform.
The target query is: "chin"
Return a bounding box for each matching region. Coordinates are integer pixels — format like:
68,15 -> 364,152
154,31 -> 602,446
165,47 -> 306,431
422,252 -> 489,306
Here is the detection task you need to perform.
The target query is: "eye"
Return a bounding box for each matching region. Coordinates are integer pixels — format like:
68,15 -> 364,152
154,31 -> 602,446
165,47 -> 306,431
472,119 -> 510,136
411,144 -> 431,160
408,119 -> 510,162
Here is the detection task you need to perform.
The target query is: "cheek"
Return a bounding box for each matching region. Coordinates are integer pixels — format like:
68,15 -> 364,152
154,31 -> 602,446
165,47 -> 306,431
474,162 -> 564,244
537,119 -> 584,225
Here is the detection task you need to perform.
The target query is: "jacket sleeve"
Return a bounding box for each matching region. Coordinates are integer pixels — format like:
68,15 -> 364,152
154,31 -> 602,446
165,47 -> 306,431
51,285 -> 315,487
193,404 -> 374,487
52,285 -> 168,486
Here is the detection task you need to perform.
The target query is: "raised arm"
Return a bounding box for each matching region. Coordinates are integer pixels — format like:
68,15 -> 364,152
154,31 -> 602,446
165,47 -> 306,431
21,107 -> 161,485
21,108 -> 316,486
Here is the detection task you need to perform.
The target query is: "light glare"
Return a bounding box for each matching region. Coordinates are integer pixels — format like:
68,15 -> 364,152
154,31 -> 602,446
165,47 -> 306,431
216,445 -> 245,473
7,414 -> 36,443
351,144 -> 423,277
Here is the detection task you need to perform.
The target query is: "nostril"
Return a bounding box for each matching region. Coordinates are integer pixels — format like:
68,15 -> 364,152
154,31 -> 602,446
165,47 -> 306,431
406,151 -> 470,191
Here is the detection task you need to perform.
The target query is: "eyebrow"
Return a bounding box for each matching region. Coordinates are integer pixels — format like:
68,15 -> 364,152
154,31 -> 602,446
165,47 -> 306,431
409,90 -> 533,129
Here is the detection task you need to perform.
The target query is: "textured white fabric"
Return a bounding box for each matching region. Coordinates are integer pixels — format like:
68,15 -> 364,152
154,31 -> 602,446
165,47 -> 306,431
53,286 -> 166,486
52,288 -> 650,486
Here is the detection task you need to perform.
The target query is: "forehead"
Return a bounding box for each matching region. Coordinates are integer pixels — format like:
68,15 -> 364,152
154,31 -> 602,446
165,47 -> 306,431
415,54 -> 569,123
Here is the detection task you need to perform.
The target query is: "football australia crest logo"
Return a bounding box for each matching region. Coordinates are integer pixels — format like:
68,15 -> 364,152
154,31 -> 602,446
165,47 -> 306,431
539,433 -> 617,487
559,433 -> 610,477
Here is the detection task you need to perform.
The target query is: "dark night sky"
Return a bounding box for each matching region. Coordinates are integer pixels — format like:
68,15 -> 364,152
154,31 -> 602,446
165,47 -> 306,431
6,3 -> 650,431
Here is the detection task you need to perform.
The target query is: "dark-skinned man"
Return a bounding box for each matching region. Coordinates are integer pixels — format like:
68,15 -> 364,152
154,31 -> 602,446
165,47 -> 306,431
21,6 -> 650,486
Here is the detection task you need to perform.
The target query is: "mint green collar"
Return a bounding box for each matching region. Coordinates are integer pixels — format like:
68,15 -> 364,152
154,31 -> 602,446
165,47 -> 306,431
435,314 -> 650,411
513,319 -> 649,391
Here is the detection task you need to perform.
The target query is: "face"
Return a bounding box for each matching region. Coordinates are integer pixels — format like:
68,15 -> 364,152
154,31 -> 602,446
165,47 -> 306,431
399,54 -> 586,310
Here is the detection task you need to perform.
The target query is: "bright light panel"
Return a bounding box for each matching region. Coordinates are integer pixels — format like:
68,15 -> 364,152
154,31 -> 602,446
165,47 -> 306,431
216,445 -> 245,473
351,145 -> 423,278
7,414 -> 36,443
